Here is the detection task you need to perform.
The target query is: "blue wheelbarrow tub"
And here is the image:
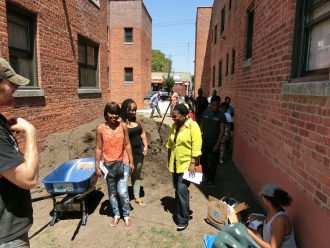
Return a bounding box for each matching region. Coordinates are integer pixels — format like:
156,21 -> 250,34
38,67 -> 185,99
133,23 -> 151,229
42,158 -> 97,194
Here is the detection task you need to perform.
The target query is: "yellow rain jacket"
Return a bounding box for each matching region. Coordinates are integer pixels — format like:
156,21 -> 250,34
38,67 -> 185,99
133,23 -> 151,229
166,118 -> 202,173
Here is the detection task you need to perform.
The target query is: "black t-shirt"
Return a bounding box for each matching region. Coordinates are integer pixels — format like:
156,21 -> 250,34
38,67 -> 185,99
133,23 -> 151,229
0,114 -> 33,243
201,109 -> 227,144
195,96 -> 208,116
128,123 -> 144,155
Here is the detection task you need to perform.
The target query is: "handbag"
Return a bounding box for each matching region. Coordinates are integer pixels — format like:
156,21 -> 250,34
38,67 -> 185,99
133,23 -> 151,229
104,160 -> 124,178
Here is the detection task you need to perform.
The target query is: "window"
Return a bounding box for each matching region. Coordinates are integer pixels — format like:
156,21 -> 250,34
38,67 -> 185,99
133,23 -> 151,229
124,28 -> 133,43
78,36 -> 98,88
246,8 -> 254,59
218,60 -> 223,87
124,67 -> 133,82
214,24 -> 217,44
212,65 -> 215,87
7,3 -> 37,87
292,0 -> 330,77
231,49 -> 236,74
226,53 -> 229,76
221,7 -> 225,33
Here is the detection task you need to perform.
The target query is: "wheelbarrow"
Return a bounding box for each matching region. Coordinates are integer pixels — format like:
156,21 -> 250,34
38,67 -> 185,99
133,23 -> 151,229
41,158 -> 98,226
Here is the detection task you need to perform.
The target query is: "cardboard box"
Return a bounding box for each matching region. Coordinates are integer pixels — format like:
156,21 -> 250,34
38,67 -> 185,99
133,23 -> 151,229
206,196 -> 249,230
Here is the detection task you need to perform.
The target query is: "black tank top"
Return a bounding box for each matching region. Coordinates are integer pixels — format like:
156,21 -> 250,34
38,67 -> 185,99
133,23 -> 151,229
128,123 -> 144,155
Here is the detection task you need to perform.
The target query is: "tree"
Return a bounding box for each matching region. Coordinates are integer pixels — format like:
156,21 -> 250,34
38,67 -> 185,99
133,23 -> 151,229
163,76 -> 175,93
152,49 -> 172,72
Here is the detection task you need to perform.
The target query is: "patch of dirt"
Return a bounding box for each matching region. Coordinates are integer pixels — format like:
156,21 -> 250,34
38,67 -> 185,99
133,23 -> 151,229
30,115 -> 262,248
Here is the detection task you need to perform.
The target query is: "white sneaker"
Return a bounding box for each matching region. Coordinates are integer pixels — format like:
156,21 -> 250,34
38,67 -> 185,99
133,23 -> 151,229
219,160 -> 224,165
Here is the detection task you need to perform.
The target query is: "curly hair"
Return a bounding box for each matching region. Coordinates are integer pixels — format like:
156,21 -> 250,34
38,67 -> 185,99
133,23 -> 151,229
120,98 -> 136,122
264,189 -> 292,209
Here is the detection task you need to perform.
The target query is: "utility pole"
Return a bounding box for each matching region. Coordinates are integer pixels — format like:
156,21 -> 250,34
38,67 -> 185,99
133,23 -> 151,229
168,54 -> 172,77
186,42 -> 190,73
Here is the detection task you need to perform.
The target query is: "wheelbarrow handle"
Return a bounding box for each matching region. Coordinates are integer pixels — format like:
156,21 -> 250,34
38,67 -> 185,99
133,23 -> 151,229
158,100 -> 172,132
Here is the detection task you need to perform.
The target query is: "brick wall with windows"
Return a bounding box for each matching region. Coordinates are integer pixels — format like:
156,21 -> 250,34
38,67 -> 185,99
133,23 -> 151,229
196,0 -> 330,246
108,0 -> 151,108
0,0 -> 109,142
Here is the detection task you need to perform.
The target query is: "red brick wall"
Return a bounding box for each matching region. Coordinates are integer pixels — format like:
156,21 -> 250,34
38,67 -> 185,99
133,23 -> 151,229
0,0 -> 109,142
196,0 -> 330,246
108,0 -> 151,108
194,7 -> 212,97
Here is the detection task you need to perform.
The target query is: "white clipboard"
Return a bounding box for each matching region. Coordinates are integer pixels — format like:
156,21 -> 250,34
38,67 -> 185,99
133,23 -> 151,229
183,170 -> 203,184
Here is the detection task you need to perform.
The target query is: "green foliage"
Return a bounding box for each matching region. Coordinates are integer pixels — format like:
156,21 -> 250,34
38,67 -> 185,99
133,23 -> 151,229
152,49 -> 172,72
163,76 -> 175,92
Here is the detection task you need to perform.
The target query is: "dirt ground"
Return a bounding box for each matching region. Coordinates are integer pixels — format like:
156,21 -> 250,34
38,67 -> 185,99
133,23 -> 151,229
29,115 -> 262,248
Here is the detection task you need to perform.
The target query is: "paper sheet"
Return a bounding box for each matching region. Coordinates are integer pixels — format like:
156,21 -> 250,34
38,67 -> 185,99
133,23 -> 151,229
183,170 -> 203,184
99,162 -> 108,179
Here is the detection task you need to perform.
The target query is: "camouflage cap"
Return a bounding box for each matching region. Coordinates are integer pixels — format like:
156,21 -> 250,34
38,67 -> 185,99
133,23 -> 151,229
0,57 -> 29,86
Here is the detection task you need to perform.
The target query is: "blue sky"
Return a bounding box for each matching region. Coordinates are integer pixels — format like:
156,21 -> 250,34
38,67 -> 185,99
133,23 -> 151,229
143,0 -> 214,74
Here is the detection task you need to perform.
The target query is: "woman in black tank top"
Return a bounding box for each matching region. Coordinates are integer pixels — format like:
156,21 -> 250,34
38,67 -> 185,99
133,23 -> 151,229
121,99 -> 148,207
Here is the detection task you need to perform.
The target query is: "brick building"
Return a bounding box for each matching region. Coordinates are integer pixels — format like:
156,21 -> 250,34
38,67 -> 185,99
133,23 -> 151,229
108,0 -> 151,108
195,0 -> 330,246
0,0 -> 109,142
0,0 -> 151,143
194,7 -> 212,96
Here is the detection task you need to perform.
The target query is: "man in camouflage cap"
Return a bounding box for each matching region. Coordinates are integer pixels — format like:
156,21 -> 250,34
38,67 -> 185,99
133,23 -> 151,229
0,57 -> 39,247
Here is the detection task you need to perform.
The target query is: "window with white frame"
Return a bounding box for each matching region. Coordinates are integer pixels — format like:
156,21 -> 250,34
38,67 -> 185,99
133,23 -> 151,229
124,28 -> 133,43
124,67 -> 133,82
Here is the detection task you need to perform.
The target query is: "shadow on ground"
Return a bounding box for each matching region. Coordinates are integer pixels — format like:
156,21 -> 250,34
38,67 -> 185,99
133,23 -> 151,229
197,157 -> 264,214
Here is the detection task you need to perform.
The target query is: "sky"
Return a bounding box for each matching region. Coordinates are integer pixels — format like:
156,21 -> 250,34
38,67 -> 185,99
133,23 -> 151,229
143,0 -> 214,75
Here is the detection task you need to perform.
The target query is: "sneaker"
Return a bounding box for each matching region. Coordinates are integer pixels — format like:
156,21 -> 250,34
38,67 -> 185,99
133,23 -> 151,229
219,160 -> 224,165
124,217 -> 132,230
177,223 -> 188,231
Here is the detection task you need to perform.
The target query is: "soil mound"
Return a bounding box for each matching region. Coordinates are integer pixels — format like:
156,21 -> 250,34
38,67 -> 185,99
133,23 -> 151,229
39,117 -> 171,186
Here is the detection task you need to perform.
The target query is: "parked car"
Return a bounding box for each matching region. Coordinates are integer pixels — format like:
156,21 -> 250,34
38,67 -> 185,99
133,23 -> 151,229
143,90 -> 158,101
159,91 -> 170,101
144,90 -> 169,101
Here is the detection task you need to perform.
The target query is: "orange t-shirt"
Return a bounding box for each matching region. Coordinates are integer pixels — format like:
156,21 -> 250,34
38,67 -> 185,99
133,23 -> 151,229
99,122 -> 129,164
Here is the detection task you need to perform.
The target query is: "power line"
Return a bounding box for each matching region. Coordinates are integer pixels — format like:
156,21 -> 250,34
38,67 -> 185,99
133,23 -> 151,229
170,53 -> 195,57
153,19 -> 195,26
153,42 -> 194,47
153,19 -> 195,28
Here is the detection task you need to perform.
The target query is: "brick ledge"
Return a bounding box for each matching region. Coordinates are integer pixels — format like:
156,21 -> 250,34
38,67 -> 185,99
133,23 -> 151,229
281,81 -> 330,97
14,89 -> 45,98
78,88 -> 102,94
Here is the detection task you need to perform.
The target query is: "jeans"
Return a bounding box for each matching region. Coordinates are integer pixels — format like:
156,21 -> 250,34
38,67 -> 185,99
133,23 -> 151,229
150,104 -> 162,117
106,164 -> 130,217
172,173 -> 190,225
131,154 -> 144,199
201,142 -> 219,182
0,233 -> 29,248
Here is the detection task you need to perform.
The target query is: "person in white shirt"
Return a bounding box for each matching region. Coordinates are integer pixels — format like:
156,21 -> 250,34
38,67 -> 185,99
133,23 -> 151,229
149,92 -> 162,118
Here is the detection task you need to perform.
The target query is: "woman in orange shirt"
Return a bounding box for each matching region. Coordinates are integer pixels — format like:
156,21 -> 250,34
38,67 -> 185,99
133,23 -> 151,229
95,102 -> 135,229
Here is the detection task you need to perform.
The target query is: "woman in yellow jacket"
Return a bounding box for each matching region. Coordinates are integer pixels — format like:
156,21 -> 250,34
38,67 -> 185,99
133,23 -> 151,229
166,104 -> 202,231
